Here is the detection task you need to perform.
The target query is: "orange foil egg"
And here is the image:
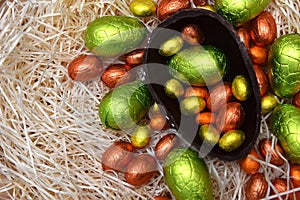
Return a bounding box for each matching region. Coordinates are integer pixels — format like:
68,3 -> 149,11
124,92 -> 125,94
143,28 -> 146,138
253,64 -> 269,97
125,154 -> 157,186
101,141 -> 134,172
290,164 -> 300,187
248,46 -> 268,66
154,196 -> 171,200
184,86 -> 209,100
195,112 -> 216,125
121,49 -> 145,67
216,102 -> 245,133
193,0 -> 207,6
250,11 -> 277,47
68,54 -> 103,81
237,27 -> 251,49
239,148 -> 261,174
101,63 -> 135,88
292,92 -> 300,108
155,133 -> 178,160
206,82 -> 234,112
245,173 -> 268,200
157,0 -> 191,20
181,24 -> 205,45
258,138 -> 285,166
150,114 -> 170,130
271,178 -> 294,200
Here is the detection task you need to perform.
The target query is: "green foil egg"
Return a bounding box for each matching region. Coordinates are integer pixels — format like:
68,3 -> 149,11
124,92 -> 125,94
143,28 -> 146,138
268,33 -> 300,98
168,45 -> 229,86
84,16 -> 147,57
163,148 -> 214,200
98,81 -> 153,130
271,104 -> 300,164
215,0 -> 271,26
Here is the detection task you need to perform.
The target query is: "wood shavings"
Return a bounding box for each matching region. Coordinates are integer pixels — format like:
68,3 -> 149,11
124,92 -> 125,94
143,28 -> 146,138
0,0 -> 299,199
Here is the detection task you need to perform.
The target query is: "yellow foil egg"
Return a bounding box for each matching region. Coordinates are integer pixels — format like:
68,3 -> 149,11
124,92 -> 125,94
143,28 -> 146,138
159,36 -> 184,57
129,0 -> 156,17
219,130 -> 245,152
261,94 -> 280,114
130,125 -> 152,149
232,74 -> 251,101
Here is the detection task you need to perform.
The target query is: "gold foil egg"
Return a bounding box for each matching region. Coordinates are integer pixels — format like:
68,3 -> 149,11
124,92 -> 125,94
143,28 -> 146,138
219,129 -> 245,152
232,74 -> 252,101
250,11 -> 277,47
181,24 -> 205,45
129,0 -> 156,17
258,138 -> 285,166
261,94 -> 280,114
180,96 -> 206,115
130,125 -> 152,149
245,173 -> 268,200
164,79 -> 184,98
125,154 -> 157,186
159,35 -> 184,56
198,124 -> 220,146
239,148 -> 261,174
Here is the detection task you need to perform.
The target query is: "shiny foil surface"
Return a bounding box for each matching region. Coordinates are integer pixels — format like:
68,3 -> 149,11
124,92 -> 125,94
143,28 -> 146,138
215,0 -> 271,25
163,148 -> 213,200
268,33 -> 300,98
271,104 -> 300,164
84,16 -> 147,57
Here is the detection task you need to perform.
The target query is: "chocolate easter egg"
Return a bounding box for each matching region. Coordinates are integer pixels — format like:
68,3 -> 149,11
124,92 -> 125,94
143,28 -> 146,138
268,33 -> 300,98
271,104 -> 300,164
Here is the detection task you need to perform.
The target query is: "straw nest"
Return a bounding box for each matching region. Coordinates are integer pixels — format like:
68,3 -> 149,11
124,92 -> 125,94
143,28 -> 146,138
0,0 -> 299,199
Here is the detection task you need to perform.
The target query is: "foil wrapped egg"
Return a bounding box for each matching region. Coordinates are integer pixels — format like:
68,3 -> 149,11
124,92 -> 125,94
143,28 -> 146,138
271,178 -> 294,200
250,11 -> 277,47
163,148 -> 214,200
157,0 -> 191,20
271,104 -> 300,164
258,138 -> 284,166
239,148 -> 260,174
101,141 -> 134,172
215,0 -> 271,26
253,64 -> 269,97
245,173 -> 268,200
292,92 -> 300,108
125,154 -> 157,186
268,33 -> 300,98
216,102 -> 245,133
129,0 -> 156,17
232,74 -> 252,101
